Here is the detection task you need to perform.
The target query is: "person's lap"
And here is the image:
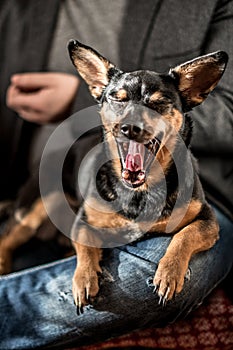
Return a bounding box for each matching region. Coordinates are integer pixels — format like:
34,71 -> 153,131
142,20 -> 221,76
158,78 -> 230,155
0,205 -> 232,349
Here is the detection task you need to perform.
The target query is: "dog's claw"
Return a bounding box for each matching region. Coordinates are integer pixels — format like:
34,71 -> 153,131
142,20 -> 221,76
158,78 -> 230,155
153,284 -> 159,294
72,265 -> 100,315
76,300 -> 84,315
156,286 -> 170,307
163,286 -> 170,305
86,288 -> 91,303
80,305 -> 84,314
162,296 -> 168,307
158,294 -> 163,305
158,294 -> 168,307
153,282 -> 169,306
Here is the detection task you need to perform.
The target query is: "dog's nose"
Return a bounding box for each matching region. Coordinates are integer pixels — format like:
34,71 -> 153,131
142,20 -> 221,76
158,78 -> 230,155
120,124 -> 143,139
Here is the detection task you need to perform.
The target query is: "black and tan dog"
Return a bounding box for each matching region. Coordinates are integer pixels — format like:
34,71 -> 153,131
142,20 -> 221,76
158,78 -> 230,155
68,41 -> 227,310
0,41 -> 228,313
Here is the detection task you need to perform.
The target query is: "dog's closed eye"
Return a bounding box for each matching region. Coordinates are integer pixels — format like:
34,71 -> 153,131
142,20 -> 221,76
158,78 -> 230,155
146,96 -> 173,114
108,89 -> 129,102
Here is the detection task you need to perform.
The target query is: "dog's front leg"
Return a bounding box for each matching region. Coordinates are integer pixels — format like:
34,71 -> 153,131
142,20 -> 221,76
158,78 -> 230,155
153,207 -> 219,304
72,236 -> 102,313
0,198 -> 47,274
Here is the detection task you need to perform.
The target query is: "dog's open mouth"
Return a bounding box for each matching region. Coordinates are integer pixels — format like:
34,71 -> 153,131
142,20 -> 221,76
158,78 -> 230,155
117,138 -> 161,188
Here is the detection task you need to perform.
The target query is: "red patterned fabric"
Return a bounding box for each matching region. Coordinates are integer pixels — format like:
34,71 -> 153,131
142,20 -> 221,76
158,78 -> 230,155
69,288 -> 233,350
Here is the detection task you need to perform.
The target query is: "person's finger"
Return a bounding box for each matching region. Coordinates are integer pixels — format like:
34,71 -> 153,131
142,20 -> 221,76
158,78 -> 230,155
6,84 -> 21,109
10,73 -> 55,90
7,84 -> 48,112
17,107 -> 46,124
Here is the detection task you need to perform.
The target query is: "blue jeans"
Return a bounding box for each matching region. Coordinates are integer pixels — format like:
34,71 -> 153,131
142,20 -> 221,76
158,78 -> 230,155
0,205 -> 232,349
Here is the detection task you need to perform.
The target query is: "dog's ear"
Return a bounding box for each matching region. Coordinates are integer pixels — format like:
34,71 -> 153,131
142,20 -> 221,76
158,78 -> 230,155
169,51 -> 228,111
68,40 -> 117,101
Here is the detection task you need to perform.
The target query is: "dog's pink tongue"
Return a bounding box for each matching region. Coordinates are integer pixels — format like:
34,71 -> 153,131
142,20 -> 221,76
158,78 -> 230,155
125,141 -> 144,172
125,154 -> 142,171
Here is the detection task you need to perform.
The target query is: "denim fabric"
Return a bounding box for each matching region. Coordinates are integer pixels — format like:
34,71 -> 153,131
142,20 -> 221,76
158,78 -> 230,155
0,205 -> 232,349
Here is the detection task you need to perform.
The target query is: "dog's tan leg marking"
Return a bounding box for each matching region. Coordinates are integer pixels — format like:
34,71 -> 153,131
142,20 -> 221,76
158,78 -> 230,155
136,199 -> 202,235
72,230 -> 102,307
0,198 -> 47,274
146,199 -> 203,234
72,196 -> 135,308
154,215 -> 219,300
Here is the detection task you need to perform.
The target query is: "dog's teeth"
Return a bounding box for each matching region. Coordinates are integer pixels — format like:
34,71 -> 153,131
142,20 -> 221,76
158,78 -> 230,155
123,142 -> 128,152
138,171 -> 145,181
148,141 -> 153,151
122,169 -> 130,179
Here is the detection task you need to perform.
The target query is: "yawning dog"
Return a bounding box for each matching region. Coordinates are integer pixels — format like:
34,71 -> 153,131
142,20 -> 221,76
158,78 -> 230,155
68,40 -> 227,312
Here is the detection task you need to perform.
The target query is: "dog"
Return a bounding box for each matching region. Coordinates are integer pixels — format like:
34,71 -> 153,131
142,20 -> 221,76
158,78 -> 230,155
67,40 -> 227,312
0,40 -> 228,315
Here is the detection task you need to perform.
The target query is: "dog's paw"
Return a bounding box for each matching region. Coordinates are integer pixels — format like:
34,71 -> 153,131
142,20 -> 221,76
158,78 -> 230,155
153,256 -> 189,306
72,265 -> 100,315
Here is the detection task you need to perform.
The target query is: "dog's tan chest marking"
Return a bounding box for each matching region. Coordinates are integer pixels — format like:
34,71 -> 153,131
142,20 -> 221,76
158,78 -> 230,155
84,197 -> 130,229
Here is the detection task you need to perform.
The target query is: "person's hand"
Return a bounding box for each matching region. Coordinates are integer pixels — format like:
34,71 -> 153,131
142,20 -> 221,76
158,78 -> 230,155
6,72 -> 80,124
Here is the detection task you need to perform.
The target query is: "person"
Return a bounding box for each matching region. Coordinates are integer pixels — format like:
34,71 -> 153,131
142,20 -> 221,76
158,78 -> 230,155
0,0 -> 232,349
